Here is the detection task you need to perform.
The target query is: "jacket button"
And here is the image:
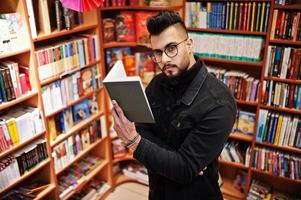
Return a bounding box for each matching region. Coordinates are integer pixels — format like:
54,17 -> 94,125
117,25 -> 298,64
176,122 -> 181,127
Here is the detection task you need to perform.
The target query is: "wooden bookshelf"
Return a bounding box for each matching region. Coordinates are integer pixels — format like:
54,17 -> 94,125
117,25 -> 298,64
251,168 -> 301,185
187,27 -> 267,36
260,105 -> 301,115
219,160 -> 249,170
236,100 -> 258,106
35,184 -> 56,200
100,5 -> 183,11
0,48 -> 30,59
61,160 -> 109,200
202,57 -> 263,67
45,88 -> 103,118
113,153 -> 135,164
229,132 -> 253,142
50,111 -> 104,147
40,60 -> 101,86
256,142 -> 301,154
0,90 -> 38,110
269,39 -> 301,46
56,138 -> 107,175
264,77 -> 301,84
0,158 -> 51,194
34,24 -> 98,42
220,177 -> 245,200
114,174 -> 148,187
0,131 -> 45,159
274,4 -> 301,9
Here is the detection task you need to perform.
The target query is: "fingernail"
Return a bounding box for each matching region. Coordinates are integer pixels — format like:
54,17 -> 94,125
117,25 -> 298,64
112,100 -> 116,104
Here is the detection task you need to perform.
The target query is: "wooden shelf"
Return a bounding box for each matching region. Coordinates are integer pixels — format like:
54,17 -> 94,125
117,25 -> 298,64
61,160 -> 109,200
219,160 -> 249,170
236,99 -> 258,106
0,131 -> 46,159
0,159 -> 50,194
264,77 -> 301,84
251,168 -> 301,185
188,27 -> 267,36
0,90 -> 38,110
45,88 -> 103,118
229,132 -> 253,142
202,57 -> 263,67
260,105 -> 301,115
220,177 -> 245,200
51,111 -> 104,148
40,60 -> 101,86
103,42 -> 151,49
34,184 -> 56,200
34,25 -> 98,42
0,48 -> 30,59
100,5 -> 183,11
113,153 -> 135,164
56,138 -> 106,175
114,174 -> 148,187
256,142 -> 301,154
274,4 -> 301,10
269,39 -> 301,46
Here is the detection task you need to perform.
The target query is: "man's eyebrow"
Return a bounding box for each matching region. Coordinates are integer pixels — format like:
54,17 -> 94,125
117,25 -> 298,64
152,42 -> 177,51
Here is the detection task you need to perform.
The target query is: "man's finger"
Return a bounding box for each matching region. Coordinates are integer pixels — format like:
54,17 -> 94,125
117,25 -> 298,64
112,100 -> 129,123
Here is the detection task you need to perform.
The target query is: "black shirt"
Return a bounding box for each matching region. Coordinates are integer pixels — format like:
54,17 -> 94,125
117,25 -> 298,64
134,57 -> 237,200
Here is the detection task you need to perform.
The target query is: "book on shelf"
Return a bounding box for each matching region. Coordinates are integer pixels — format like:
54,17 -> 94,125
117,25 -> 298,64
234,110 -> 256,135
115,12 -> 136,42
135,12 -> 157,44
1,182 -> 50,199
103,18 -> 116,43
103,60 -> 155,123
233,169 -> 247,193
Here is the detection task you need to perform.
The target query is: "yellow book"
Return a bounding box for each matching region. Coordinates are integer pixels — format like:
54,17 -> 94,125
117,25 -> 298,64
260,2 -> 266,32
251,2 -> 256,31
233,3 -> 238,30
246,2 -> 252,31
274,115 -> 283,145
229,2 -> 234,30
270,10 -> 278,39
83,38 -> 90,65
207,2 -> 211,28
48,117 -> 57,142
6,118 -> 19,145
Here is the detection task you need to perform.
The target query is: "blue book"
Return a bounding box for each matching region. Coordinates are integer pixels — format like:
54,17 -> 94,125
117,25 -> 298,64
72,99 -> 91,123
270,113 -> 279,143
256,109 -> 268,142
267,113 -> 276,143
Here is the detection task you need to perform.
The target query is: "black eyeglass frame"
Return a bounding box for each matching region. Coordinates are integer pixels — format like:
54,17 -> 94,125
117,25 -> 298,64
150,38 -> 188,64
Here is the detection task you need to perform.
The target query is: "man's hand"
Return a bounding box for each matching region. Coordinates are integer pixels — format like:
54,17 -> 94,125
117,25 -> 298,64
111,100 -> 141,151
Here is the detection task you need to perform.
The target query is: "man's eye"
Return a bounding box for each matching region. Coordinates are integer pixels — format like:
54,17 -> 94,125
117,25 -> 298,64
154,51 -> 162,56
165,45 -> 176,53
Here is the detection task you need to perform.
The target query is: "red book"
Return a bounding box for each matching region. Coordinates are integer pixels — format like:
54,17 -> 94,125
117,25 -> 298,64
116,12 -> 136,42
19,65 -> 31,93
135,12 -> 157,44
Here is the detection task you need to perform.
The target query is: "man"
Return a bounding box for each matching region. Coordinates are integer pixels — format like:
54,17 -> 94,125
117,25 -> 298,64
111,11 -> 237,200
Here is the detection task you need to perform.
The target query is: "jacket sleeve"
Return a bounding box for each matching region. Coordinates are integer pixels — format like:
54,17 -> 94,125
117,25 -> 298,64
133,104 -> 236,184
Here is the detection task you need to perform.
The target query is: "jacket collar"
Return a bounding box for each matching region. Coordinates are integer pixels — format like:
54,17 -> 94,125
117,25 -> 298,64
181,58 -> 208,106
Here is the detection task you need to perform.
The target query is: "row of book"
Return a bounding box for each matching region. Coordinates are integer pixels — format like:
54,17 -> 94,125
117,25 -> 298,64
0,61 -> 31,104
189,32 -> 264,62
47,98 -> 99,139
275,0 -> 298,5
122,163 -> 148,185
247,179 -> 301,200
0,140 -> 48,190
100,0 -> 169,7
270,10 -> 301,41
70,179 -> 110,200
256,109 -> 301,148
208,67 -> 260,102
1,182 -> 51,199
41,65 -> 101,115
233,110 -> 256,135
103,11 -> 155,44
262,80 -> 301,109
265,46 -> 301,80
26,0 -> 84,38
36,34 -> 99,81
0,107 -> 45,153
252,147 -> 301,180
0,13 -> 27,55
58,155 -> 105,199
186,2 -> 270,32
220,141 -> 250,166
52,120 -> 102,173
112,138 -> 128,159
105,47 -> 157,83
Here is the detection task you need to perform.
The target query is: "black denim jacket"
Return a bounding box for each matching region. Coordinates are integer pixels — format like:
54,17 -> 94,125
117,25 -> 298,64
134,58 -> 237,200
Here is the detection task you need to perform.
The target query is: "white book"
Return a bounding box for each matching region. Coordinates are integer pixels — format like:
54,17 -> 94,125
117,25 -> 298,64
38,0 -> 51,34
103,61 -> 154,123
26,0 -> 37,38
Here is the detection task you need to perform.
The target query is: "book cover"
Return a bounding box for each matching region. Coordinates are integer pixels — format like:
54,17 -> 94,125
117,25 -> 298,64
103,60 -> 154,123
72,99 -> 91,123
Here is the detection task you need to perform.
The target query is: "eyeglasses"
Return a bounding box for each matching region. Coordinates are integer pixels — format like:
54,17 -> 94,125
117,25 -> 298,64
150,38 -> 188,63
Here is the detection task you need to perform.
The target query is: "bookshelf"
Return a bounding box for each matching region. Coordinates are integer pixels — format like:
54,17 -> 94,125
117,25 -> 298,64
0,0 -> 112,199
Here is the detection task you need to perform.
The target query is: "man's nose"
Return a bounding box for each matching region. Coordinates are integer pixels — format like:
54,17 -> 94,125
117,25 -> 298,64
161,52 -> 171,64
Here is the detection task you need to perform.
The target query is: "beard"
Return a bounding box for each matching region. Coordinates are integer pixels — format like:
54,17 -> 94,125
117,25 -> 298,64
161,63 -> 189,78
